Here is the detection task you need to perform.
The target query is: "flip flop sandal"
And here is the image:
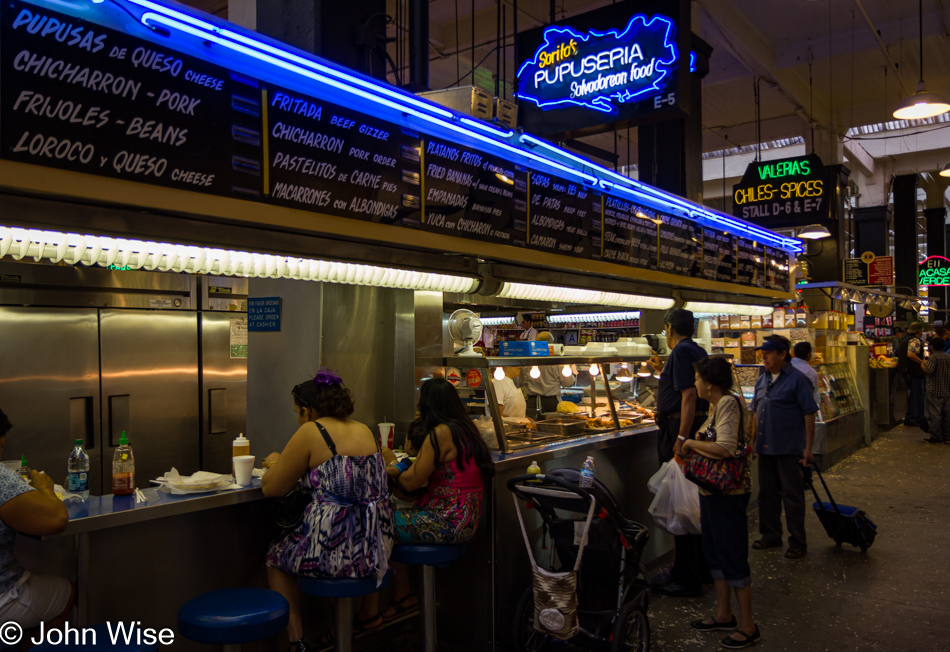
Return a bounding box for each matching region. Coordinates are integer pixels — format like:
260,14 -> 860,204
382,593 -> 419,621
353,612 -> 383,633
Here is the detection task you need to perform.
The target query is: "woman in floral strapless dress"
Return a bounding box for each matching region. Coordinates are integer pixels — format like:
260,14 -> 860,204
262,371 -> 393,652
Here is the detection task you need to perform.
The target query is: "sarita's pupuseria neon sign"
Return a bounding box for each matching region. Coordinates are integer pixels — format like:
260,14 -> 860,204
919,256 -> 950,286
516,14 -> 677,114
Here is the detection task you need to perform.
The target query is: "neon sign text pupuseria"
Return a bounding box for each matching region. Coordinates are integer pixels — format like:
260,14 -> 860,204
517,14 -> 678,114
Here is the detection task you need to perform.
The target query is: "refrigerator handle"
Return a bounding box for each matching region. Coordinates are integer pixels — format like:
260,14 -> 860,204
70,397 -> 94,450
108,394 -> 131,448
209,388 -> 227,434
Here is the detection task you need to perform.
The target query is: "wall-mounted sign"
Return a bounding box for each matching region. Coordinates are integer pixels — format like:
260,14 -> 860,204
844,252 -> 894,286
517,15 -> 677,114
919,256 -> 950,286
732,154 -> 829,227
516,0 -> 688,139
247,297 -> 281,331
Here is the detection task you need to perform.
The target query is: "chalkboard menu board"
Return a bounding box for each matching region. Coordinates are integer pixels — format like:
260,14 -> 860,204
526,171 -> 601,259
602,197 -> 658,268
702,229 -> 736,283
0,0 -> 791,292
421,137 -> 526,246
764,246 -> 790,292
736,239 -> 765,288
657,213 -> 702,277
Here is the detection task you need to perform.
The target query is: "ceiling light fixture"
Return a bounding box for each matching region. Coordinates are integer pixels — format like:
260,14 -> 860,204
497,283 -> 674,310
682,301 -> 774,316
893,0 -> 950,120
798,224 -> 832,240
940,164 -> 950,178
546,311 -> 640,324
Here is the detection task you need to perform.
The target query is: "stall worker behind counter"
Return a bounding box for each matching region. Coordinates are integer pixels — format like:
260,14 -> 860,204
489,366 -> 527,418
0,408 -> 75,643
649,308 -> 713,598
516,312 -> 538,341
516,332 -> 575,415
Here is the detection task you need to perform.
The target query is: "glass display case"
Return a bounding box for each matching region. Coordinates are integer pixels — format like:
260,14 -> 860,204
733,364 -> 762,406
445,356 -> 657,453
816,362 -> 862,421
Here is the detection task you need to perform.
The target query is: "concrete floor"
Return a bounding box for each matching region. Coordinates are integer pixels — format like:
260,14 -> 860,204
650,423 -> 950,651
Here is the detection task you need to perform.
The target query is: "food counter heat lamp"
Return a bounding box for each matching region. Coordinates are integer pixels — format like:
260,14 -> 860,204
530,366 -> 541,379
497,283 -> 674,310
562,365 -> 573,378
493,366 -> 506,381
637,363 -> 653,377
683,301 -> 774,316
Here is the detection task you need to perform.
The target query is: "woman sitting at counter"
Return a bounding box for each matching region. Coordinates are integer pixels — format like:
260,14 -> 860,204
0,409 -> 74,644
261,371 -> 394,651
359,378 -> 494,624
681,358 -> 759,649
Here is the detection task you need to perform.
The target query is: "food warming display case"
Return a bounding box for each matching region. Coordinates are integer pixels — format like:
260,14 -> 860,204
815,362 -> 866,467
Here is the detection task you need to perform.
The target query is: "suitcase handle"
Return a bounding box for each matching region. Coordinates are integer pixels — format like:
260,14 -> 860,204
809,466 -> 844,518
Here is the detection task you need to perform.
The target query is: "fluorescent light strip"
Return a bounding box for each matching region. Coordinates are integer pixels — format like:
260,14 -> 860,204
547,311 -> 640,324
478,316 -> 516,326
498,282 -> 673,310
0,226 -> 478,293
683,301 -> 774,316
140,13 -> 593,188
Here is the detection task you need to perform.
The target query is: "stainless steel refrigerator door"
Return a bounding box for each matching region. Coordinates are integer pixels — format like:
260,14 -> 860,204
0,308 -> 102,493
100,309 -> 199,488
200,312 -> 247,474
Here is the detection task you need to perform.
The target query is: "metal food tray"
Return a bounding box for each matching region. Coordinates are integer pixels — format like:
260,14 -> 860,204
535,418 -> 590,436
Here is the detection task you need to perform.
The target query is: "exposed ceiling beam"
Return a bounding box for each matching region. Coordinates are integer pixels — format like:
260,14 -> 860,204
843,140 -> 876,178
852,0 -> 913,96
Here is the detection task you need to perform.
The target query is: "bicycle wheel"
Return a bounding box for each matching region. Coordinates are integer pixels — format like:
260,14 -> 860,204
611,601 -> 649,652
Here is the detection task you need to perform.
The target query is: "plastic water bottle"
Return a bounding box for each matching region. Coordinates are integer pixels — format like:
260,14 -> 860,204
579,456 -> 595,488
67,439 -> 90,498
112,431 -> 135,496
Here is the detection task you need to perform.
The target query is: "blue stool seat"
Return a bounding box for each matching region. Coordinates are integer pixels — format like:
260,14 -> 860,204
177,588 -> 289,645
31,623 -> 157,651
390,543 -> 467,568
297,572 -> 389,597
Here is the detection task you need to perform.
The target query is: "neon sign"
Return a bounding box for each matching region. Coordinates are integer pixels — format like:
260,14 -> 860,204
919,256 -> 950,286
516,14 -> 678,114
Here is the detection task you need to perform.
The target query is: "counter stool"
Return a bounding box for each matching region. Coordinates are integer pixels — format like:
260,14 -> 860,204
31,623 -> 157,651
177,587 -> 289,652
297,573 -> 390,652
389,543 -> 466,652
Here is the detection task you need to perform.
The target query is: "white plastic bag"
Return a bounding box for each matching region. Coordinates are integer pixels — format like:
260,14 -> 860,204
648,461 -> 701,535
647,460 -> 676,495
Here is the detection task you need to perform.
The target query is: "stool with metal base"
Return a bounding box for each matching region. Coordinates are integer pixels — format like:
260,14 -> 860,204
389,544 -> 466,652
31,622 -> 158,651
297,573 -> 390,652
177,587 -> 289,652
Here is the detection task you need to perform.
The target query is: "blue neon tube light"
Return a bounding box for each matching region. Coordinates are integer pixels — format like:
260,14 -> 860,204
75,0 -> 798,253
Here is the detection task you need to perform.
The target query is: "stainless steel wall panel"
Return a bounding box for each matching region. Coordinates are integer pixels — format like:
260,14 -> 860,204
99,310 -> 199,487
392,289 -> 417,441
200,312 -> 247,474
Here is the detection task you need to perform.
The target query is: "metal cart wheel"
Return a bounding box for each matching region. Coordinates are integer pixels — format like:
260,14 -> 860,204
611,601 -> 650,652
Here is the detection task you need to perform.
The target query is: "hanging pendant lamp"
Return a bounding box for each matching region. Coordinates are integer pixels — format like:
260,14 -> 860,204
894,0 -> 950,120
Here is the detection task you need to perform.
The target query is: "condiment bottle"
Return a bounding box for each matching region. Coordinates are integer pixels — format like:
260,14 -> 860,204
527,460 -> 541,482
232,433 -> 250,475
18,454 -> 30,483
112,431 -> 135,496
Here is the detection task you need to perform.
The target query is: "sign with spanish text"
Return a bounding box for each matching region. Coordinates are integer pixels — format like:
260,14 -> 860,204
919,256 -> 950,287
732,154 -> 829,227
247,297 -> 281,331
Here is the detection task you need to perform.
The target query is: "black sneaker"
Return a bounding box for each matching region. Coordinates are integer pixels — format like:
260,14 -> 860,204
690,616 -> 737,631
722,625 -> 760,649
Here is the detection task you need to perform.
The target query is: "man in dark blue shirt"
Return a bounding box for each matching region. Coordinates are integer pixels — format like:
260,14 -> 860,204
750,335 -> 819,559
650,308 -> 711,597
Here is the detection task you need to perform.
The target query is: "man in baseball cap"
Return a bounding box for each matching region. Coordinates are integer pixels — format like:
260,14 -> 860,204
749,335 -> 819,559
897,322 -> 926,428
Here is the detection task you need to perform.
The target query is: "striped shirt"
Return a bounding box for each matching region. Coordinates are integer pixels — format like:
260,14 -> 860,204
924,350 -> 950,397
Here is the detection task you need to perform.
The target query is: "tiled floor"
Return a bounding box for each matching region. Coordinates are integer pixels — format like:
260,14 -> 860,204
649,423 -> 950,651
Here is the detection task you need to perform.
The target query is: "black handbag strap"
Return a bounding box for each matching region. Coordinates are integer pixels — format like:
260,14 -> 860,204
314,421 -> 338,456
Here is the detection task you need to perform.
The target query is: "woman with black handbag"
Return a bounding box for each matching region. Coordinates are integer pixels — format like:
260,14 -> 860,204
680,357 -> 759,649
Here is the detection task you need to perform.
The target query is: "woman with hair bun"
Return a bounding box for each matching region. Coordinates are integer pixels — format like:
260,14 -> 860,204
262,369 -> 394,651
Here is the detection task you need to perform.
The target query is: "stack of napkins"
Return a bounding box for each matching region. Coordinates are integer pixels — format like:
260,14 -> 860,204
160,468 -> 239,494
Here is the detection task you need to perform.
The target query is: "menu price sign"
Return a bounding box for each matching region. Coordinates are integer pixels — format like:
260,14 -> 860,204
657,213 -> 702,277
702,229 -> 736,283
764,246 -> 790,292
0,1 -> 241,194
602,197 -> 658,269
266,84 -> 423,227
736,239 -> 764,288
526,171 -> 601,258
422,138 -> 526,246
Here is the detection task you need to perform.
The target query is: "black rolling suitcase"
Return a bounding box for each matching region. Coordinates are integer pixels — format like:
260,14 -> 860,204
809,466 -> 878,552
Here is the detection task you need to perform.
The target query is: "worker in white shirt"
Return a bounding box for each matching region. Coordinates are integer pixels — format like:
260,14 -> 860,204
488,367 -> 527,418
517,312 -> 538,341
516,332 -> 576,414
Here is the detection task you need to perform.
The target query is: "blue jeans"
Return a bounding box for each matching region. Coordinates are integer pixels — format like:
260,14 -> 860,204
903,373 -> 926,423
699,492 -> 751,588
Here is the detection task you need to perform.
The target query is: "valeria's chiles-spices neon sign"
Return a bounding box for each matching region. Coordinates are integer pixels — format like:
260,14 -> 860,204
919,256 -> 950,286
516,14 -> 678,114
